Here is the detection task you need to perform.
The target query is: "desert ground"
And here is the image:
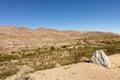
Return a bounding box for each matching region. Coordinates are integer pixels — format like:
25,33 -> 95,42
0,26 -> 120,80
29,54 -> 120,80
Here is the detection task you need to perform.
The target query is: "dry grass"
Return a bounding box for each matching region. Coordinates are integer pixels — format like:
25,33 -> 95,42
0,39 -> 120,79
0,26 -> 120,79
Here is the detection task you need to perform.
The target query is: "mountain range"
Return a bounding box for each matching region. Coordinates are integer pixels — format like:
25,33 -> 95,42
0,26 -> 119,54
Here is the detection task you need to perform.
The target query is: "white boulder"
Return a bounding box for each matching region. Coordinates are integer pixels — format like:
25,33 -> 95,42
91,50 -> 111,68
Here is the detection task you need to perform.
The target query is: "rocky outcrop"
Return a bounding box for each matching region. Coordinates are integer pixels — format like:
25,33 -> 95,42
91,50 -> 111,68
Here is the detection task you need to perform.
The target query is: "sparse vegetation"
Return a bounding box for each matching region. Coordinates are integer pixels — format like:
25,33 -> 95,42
0,27 -> 120,79
5,65 -> 34,80
0,55 -> 20,62
1,40 -> 120,79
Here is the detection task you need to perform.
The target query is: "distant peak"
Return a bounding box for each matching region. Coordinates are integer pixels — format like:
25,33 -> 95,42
36,27 -> 58,32
17,26 -> 32,30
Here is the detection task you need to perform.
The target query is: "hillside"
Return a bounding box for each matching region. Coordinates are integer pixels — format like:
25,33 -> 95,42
0,26 -> 120,79
0,26 -> 119,54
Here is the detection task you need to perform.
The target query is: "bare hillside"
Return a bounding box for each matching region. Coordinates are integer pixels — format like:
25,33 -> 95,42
0,26 -> 119,54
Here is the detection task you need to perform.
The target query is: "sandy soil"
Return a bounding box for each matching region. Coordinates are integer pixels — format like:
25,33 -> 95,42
30,54 -> 120,80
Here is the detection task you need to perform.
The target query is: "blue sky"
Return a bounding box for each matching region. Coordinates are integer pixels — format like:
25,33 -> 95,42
0,0 -> 120,33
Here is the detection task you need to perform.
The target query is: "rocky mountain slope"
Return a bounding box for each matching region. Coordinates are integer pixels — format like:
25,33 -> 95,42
0,26 -> 119,54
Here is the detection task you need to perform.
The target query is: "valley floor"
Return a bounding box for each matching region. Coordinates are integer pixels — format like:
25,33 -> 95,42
30,54 -> 120,80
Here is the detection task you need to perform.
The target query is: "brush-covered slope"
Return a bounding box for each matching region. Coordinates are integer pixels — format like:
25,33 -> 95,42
0,26 -> 120,54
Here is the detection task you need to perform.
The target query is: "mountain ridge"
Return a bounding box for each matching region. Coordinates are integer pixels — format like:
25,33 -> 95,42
0,26 -> 119,36
0,26 -> 120,54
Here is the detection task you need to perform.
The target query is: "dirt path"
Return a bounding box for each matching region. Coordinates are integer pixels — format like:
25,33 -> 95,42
83,39 -> 115,46
30,54 -> 120,80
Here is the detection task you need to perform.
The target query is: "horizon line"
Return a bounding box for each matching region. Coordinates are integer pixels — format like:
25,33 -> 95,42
0,25 -> 120,34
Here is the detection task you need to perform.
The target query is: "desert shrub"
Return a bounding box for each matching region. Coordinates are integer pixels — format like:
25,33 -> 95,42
0,65 -> 18,80
5,65 -> 34,80
104,46 -> 120,55
50,46 -> 56,51
35,63 -> 55,70
61,45 -> 67,48
0,55 -> 19,62
100,40 -> 112,44
113,41 -> 120,45
0,71 -> 16,79
21,52 -> 36,58
78,46 -> 99,58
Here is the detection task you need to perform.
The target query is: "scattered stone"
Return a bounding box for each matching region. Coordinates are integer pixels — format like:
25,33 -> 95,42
55,63 -> 61,67
91,50 -> 111,68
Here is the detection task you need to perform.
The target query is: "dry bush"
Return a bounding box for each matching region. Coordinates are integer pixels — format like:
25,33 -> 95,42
5,65 -> 34,80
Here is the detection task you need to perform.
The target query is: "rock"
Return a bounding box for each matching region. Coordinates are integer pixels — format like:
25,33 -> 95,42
91,50 -> 111,68
55,63 -> 61,67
